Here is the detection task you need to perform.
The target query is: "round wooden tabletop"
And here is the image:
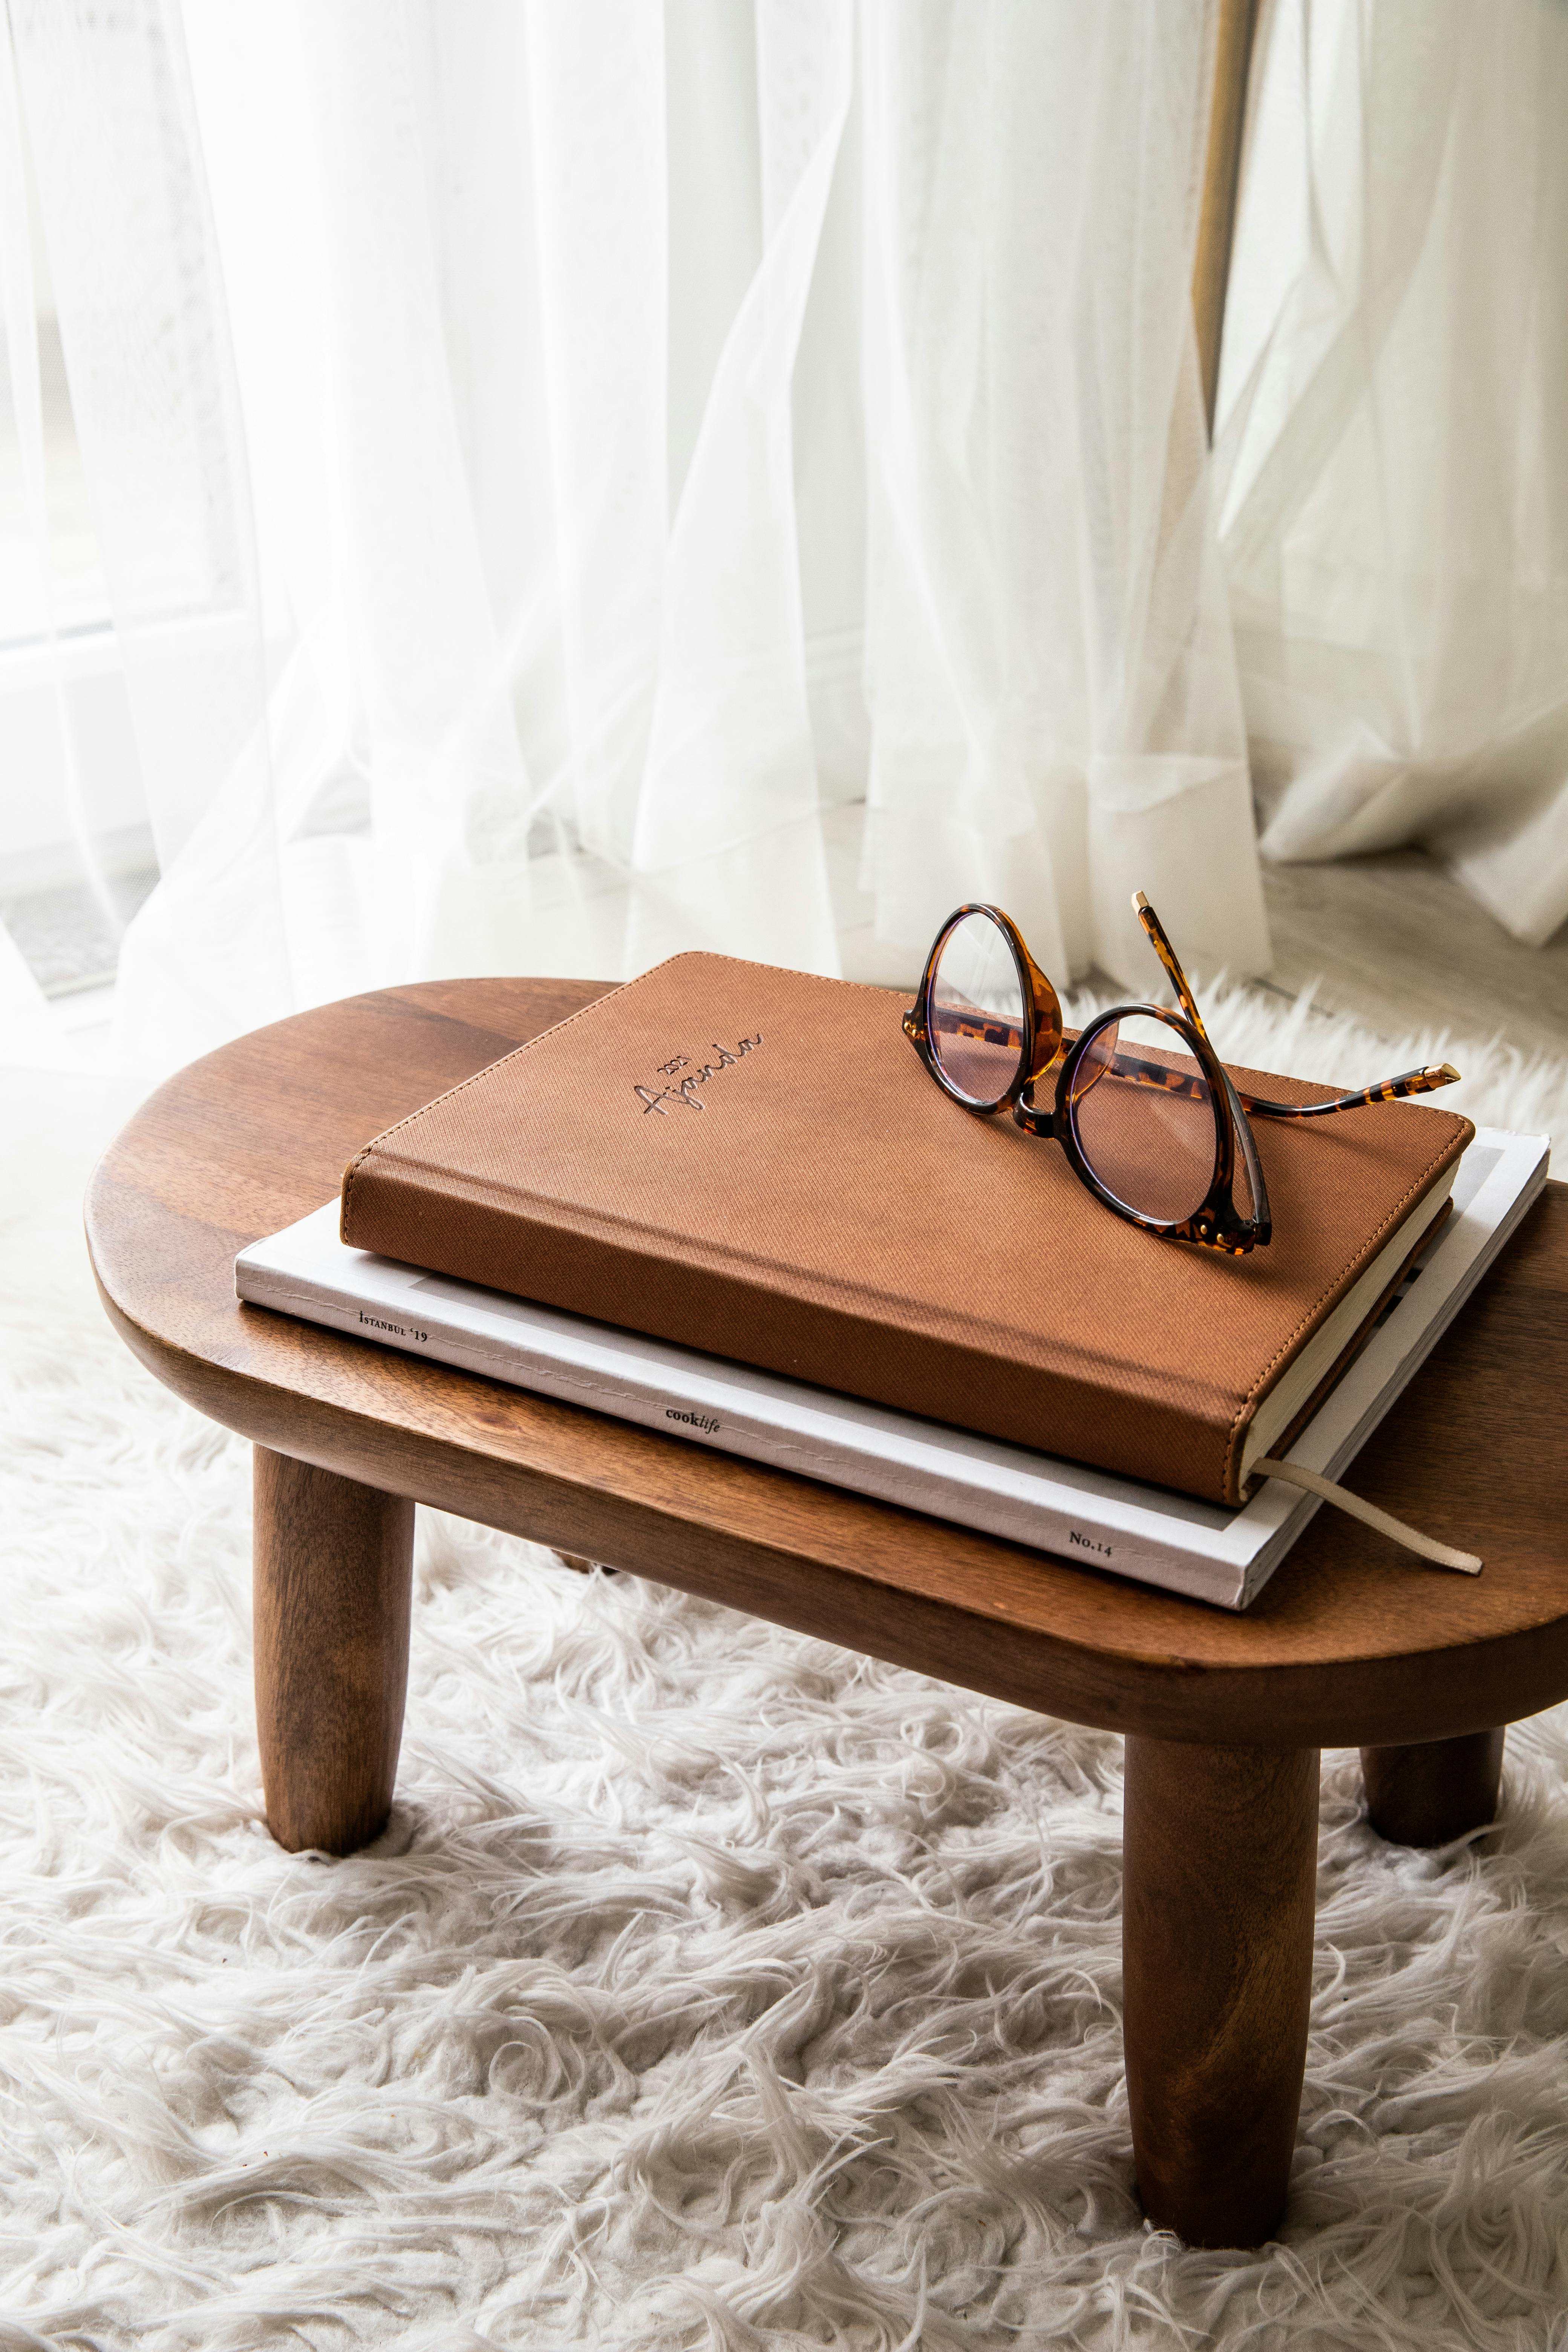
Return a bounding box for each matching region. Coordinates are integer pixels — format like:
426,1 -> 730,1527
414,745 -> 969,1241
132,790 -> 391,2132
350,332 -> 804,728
86,976 -> 1568,1752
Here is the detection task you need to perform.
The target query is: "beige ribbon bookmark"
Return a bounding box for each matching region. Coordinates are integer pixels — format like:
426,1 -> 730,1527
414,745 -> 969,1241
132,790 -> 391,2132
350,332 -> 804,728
1254,1457 -> 1483,1574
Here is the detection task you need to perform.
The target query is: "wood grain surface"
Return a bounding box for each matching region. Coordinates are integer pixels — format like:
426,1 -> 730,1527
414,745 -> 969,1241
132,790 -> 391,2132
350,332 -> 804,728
253,1447 -> 414,1853
85,975 -> 1568,1752
1123,1736 -> 1318,2244
1360,1729 -> 1506,1848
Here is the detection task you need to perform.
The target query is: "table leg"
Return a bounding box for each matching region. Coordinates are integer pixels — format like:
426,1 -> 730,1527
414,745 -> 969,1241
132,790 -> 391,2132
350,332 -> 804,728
252,1447 -> 415,1855
1359,1729 -> 1505,1847
1122,1738 -> 1318,2246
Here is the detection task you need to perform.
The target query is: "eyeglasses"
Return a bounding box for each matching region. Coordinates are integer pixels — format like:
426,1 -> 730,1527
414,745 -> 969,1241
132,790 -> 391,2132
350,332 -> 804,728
903,894 -> 1460,1254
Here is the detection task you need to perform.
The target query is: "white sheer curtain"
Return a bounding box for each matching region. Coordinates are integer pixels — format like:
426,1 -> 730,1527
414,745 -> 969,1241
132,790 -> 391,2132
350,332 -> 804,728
1,0 -> 1268,1070
1218,0 -> 1568,946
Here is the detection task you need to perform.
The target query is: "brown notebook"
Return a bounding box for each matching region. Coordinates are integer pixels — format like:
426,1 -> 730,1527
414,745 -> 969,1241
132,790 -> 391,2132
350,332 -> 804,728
339,954 -> 1472,1508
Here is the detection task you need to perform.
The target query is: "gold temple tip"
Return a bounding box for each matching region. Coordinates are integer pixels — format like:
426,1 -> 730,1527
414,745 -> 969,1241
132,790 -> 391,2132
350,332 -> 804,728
1432,1062 -> 1461,1084
1132,890 -> 1150,913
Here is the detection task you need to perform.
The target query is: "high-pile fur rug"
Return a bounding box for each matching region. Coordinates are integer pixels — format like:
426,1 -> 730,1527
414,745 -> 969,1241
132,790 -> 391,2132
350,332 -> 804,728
5,994 -> 1568,2349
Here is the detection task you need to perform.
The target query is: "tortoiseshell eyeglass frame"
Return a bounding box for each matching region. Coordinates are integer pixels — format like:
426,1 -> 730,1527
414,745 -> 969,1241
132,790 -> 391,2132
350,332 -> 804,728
903,894 -> 1461,1255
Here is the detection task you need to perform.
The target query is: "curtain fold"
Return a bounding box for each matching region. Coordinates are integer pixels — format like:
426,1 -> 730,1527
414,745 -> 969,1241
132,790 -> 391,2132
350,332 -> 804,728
10,0 -> 292,1060
3,0 -> 1271,1071
624,0 -> 851,974
1218,0 -> 1568,947
858,0 -> 1270,991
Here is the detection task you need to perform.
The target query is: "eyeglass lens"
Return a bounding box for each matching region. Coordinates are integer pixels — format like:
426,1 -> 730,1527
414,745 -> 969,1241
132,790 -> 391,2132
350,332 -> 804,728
1069,1014 -> 1230,1223
929,911 -> 1026,1107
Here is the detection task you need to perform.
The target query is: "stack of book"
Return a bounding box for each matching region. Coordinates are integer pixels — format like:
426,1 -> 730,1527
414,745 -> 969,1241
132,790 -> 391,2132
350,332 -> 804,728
236,954 -> 1547,1611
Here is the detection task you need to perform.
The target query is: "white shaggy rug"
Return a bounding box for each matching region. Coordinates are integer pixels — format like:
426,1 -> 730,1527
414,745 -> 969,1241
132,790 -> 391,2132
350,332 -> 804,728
5,998 -> 1568,2350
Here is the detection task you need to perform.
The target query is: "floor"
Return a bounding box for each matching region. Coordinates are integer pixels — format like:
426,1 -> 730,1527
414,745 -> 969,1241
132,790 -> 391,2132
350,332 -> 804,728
8,832 -> 1566,1071
0,865 -> 158,998
1260,851 -> 1568,1063
824,799 -> 1568,1063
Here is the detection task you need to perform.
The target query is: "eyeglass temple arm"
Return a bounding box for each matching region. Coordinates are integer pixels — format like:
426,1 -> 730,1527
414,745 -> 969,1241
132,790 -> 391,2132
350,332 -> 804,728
921,987 -> 1461,1117
1238,1066 -> 1462,1116
1132,891 -> 1213,1048
1092,1038 -> 1460,1116
921,1005 -> 1026,1050
1129,892 -> 1461,1112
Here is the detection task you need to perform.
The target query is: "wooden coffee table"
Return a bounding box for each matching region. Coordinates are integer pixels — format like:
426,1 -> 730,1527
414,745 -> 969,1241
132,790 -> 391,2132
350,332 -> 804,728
86,977 -> 1568,2250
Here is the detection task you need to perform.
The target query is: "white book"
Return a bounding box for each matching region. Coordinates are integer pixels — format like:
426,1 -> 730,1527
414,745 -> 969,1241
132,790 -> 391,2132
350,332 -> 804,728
236,1129 -> 1548,1611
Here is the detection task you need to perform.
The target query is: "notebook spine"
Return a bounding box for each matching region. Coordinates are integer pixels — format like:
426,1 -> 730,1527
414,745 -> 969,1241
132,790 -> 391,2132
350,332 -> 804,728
237,1250 -> 1248,1610
340,1161 -> 1247,1508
